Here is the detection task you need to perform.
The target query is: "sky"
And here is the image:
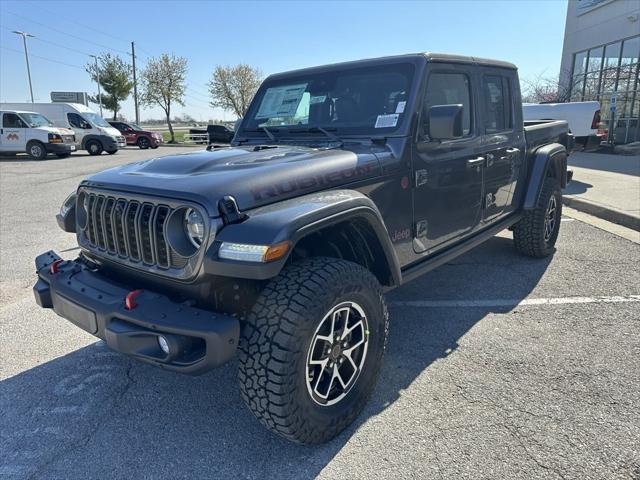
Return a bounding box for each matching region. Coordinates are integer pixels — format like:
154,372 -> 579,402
0,0 -> 568,122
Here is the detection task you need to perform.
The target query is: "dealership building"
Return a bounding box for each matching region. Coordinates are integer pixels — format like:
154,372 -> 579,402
559,0 -> 640,143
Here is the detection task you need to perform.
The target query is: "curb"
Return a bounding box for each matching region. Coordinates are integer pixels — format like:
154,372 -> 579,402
562,196 -> 640,232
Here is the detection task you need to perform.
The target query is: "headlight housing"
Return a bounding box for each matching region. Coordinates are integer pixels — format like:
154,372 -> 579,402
184,208 -> 205,247
48,133 -> 63,144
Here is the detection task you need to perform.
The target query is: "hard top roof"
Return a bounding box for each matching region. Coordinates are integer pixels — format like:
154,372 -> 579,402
266,52 -> 517,80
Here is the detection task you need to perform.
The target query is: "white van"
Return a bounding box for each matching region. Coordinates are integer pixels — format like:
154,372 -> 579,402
0,109 -> 77,160
0,103 -> 125,155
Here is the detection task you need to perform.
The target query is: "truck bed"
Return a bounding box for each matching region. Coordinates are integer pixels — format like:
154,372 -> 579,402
524,119 -> 573,156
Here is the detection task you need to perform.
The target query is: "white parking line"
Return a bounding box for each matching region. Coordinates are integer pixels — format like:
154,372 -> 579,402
391,295 -> 640,308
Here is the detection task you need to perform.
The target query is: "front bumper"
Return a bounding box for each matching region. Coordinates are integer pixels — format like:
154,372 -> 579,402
45,143 -> 76,154
33,251 -> 239,374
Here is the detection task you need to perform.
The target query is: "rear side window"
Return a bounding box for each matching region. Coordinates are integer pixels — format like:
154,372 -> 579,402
482,75 -> 513,133
3,113 -> 26,128
423,73 -> 472,136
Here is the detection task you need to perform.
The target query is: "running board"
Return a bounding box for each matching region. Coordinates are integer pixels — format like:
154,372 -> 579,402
398,214 -> 523,287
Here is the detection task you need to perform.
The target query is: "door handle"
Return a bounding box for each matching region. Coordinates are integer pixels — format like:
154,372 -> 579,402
506,148 -> 520,154
466,156 -> 485,166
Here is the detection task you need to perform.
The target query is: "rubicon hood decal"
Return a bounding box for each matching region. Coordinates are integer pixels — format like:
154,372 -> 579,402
84,145 -> 381,213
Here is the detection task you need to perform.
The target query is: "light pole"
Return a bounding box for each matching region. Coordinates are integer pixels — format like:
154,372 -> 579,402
12,30 -> 34,102
89,54 -> 103,117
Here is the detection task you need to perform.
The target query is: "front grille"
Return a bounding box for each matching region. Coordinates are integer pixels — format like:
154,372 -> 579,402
83,193 -> 175,269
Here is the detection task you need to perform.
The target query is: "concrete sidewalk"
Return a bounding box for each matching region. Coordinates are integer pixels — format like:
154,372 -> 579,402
563,152 -> 640,230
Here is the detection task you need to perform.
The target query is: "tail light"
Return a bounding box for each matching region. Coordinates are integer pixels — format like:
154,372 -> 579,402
591,110 -> 601,130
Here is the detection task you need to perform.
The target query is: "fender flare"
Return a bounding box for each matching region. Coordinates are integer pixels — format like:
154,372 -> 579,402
523,143 -> 568,210
204,189 -> 401,286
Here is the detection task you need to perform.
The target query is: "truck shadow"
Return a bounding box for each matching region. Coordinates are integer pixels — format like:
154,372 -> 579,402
1,235 -> 552,479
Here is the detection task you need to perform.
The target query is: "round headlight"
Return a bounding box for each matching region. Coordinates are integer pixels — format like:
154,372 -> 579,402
184,208 -> 205,247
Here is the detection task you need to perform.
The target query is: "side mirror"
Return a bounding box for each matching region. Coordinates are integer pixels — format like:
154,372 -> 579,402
83,123 -> 92,129
427,104 -> 464,140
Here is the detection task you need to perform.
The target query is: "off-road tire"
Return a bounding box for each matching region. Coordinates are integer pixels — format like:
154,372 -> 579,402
513,177 -> 562,258
137,136 -> 150,149
27,141 -> 47,160
238,257 -> 389,444
86,140 -> 103,156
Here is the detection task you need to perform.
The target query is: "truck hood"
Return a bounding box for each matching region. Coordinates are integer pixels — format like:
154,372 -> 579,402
40,126 -> 75,136
82,144 -> 382,214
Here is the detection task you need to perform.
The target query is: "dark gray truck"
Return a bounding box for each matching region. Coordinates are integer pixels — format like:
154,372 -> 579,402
35,53 -> 573,444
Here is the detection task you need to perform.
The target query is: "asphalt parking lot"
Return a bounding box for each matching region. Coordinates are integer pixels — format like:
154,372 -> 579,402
1,147 -> 639,480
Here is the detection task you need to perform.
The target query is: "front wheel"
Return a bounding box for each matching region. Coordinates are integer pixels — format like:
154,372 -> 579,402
137,136 -> 150,149
27,141 -> 47,160
238,257 -> 389,444
86,140 -> 103,156
513,177 -> 562,258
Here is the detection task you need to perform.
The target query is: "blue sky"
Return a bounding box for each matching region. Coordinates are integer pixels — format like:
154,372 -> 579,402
0,0 -> 568,122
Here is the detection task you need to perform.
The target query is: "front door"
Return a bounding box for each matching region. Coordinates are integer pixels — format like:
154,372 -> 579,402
67,112 -> 90,145
1,112 -> 28,152
412,67 -> 484,253
478,70 -> 523,222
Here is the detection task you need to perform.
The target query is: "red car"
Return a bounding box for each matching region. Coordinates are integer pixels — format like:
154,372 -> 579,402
108,121 -> 163,149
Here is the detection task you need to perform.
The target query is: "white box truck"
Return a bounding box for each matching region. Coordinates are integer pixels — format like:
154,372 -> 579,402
0,109 -> 77,160
0,103 -> 126,155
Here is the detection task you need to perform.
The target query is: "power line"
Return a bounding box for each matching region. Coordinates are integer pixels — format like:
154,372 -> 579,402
3,9 -> 131,56
0,45 -> 85,70
20,0 -> 134,46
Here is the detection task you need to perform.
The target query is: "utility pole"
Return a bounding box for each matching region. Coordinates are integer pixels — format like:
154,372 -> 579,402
89,55 -> 103,117
131,41 -> 140,124
12,31 -> 34,102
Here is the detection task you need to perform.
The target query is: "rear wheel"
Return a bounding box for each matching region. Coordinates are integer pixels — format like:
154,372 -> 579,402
513,177 -> 562,258
86,140 -> 103,156
27,141 -> 47,160
238,257 -> 388,444
137,136 -> 150,149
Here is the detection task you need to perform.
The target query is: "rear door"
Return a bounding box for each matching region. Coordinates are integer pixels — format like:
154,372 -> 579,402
478,69 -> 523,222
412,64 -> 484,253
1,112 -> 28,152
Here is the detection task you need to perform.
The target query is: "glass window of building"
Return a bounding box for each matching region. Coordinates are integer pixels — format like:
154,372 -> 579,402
569,35 -> 640,143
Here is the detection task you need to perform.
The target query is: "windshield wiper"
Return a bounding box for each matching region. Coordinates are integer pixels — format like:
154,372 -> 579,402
288,126 -> 343,145
243,127 -> 278,143
260,126 -> 277,142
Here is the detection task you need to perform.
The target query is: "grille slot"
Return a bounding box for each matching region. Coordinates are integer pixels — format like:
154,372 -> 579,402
82,193 -> 182,270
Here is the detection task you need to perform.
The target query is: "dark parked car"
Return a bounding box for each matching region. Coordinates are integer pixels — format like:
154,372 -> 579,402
37,53 -> 572,445
207,124 -> 234,143
108,121 -> 163,149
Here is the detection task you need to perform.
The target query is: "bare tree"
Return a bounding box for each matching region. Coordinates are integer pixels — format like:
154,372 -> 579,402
208,64 -> 262,118
521,72 -> 573,104
140,54 -> 188,143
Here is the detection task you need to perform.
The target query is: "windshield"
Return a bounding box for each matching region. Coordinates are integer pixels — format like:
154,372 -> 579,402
83,112 -> 111,128
243,62 -> 415,137
20,112 -> 54,128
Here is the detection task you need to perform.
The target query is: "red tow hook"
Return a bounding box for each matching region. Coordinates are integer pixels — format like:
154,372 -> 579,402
124,289 -> 143,310
50,259 -> 63,274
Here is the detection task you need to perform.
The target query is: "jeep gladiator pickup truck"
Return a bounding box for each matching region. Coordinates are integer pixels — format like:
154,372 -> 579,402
34,53 -> 572,444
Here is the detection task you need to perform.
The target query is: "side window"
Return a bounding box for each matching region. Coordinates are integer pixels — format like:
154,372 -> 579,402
482,75 -> 513,133
68,113 -> 88,129
423,72 -> 472,136
3,113 -> 26,128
